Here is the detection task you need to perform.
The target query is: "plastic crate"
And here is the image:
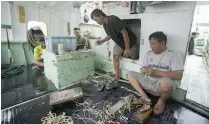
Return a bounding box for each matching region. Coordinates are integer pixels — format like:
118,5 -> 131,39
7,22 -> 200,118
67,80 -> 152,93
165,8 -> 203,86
45,36 -> 77,54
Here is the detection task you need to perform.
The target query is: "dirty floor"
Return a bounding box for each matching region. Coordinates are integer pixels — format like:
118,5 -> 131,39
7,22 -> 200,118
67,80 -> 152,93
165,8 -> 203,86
1,66 -> 209,124
1,66 -> 57,109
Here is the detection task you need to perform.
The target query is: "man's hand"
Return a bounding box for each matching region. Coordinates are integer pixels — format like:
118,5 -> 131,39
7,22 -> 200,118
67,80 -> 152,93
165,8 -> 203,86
96,39 -> 104,45
144,68 -> 154,76
123,48 -> 131,58
96,36 -> 111,45
140,67 -> 147,74
140,67 -> 154,76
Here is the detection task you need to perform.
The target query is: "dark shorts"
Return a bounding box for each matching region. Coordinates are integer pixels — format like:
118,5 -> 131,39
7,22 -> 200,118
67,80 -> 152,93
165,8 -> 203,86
113,44 -> 139,59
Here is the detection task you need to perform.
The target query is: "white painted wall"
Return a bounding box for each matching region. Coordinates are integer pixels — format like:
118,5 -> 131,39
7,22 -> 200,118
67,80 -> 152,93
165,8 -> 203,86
68,9 -> 81,36
95,1 -> 197,74
141,1 -> 196,64
1,1 -> 12,40
1,1 -> 197,69
1,1 -> 81,41
140,11 -> 195,64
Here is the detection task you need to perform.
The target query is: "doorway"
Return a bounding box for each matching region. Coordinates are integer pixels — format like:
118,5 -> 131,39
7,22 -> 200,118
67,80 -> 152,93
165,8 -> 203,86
181,1 -> 209,110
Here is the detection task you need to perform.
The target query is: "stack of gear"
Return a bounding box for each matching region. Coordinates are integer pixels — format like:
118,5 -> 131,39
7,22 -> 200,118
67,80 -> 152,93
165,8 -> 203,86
27,27 -> 45,53
1,64 -> 24,78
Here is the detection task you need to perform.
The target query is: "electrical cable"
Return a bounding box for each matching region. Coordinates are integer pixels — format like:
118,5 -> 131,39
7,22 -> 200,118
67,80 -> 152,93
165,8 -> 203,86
1,64 -> 24,78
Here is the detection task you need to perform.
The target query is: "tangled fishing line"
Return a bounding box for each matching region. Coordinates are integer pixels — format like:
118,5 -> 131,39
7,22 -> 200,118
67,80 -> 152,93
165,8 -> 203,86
41,111 -> 73,124
72,99 -> 112,124
72,95 -> 135,124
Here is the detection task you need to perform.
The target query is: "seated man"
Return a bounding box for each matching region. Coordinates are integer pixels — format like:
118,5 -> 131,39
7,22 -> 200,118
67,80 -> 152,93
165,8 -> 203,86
33,37 -> 45,67
74,27 -> 88,50
127,31 -> 184,115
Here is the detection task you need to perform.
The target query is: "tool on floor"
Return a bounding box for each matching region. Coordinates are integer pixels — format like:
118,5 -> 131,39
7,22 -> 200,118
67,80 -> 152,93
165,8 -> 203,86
107,94 -> 134,115
49,87 -> 83,106
133,104 -> 153,124
108,100 -> 127,115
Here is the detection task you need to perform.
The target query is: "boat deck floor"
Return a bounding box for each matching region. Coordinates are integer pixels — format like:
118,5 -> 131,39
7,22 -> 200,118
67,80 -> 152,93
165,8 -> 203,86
1,66 -> 209,124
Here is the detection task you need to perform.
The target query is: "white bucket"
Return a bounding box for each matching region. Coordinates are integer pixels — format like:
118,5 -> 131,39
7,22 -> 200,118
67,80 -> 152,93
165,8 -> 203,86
58,44 -> 65,55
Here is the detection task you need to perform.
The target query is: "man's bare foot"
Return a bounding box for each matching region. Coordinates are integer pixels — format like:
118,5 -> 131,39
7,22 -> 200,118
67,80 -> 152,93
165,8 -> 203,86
112,74 -> 119,81
153,99 -> 165,115
133,97 -> 152,105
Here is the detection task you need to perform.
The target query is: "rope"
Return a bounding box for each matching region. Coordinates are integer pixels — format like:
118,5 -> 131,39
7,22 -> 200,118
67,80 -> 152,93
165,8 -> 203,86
1,64 -> 24,78
72,95 -> 134,124
72,100 -> 113,124
41,111 -> 73,124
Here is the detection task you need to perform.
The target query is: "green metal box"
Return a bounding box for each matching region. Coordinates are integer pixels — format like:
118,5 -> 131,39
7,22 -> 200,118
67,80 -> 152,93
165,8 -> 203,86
43,50 -> 96,89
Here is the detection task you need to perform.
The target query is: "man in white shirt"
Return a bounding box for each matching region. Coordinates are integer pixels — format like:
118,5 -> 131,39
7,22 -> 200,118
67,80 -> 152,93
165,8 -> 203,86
128,31 -> 184,115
